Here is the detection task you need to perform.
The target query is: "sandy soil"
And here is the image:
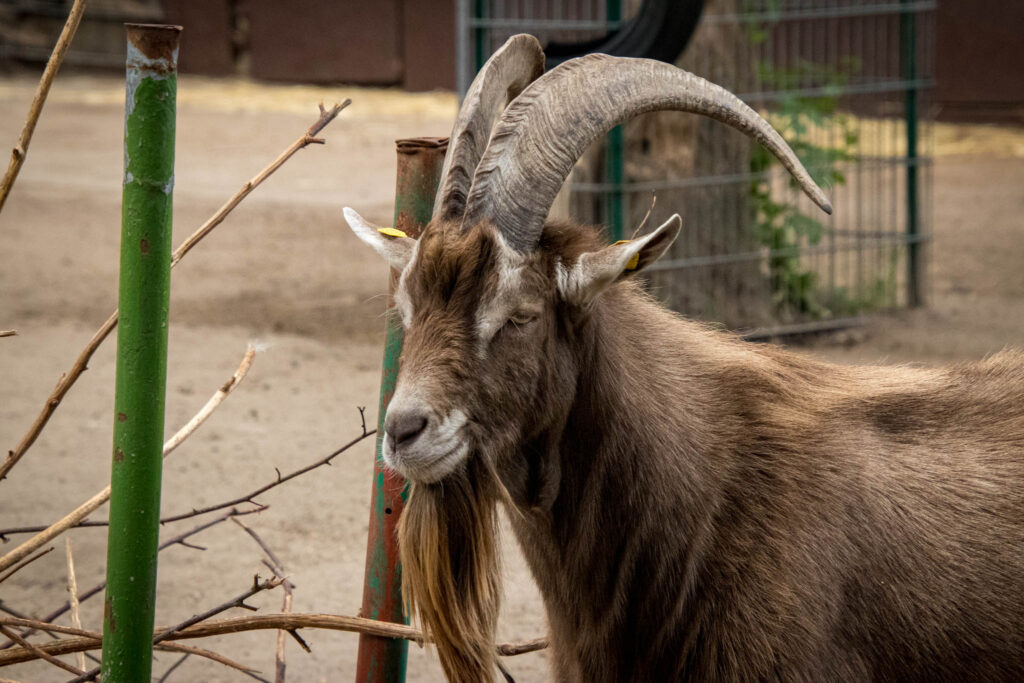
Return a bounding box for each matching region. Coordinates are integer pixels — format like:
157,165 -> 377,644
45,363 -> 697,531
1,74 -> 1022,682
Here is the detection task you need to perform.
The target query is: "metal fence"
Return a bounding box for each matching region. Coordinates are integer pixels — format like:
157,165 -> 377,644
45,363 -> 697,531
457,0 -> 935,336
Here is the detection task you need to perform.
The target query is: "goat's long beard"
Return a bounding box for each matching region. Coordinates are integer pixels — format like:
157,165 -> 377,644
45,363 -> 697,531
398,461 -> 502,682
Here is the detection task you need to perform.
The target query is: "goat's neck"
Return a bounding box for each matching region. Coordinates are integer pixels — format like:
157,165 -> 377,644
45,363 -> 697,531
506,286 -> 733,662
559,285 -> 726,508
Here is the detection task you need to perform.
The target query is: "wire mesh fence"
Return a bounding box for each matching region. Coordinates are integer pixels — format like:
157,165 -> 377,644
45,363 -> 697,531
457,0 -> 935,335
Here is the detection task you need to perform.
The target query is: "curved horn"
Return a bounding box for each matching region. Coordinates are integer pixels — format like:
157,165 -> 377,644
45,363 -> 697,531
433,34 -> 545,221
463,54 -> 833,251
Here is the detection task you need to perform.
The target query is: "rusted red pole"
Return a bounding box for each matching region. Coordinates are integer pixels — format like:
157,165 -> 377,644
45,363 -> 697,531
355,136 -> 448,683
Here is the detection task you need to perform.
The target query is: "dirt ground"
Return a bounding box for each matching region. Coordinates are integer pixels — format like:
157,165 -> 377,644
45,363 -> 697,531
1,74 -> 1022,682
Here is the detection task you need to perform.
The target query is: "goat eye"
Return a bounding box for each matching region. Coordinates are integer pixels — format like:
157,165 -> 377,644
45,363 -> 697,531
505,313 -> 538,330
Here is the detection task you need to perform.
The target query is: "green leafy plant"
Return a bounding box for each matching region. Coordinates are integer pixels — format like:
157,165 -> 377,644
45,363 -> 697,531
748,58 -> 860,318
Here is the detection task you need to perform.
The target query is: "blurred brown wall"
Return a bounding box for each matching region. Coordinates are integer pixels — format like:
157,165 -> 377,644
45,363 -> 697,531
162,0 -> 234,76
935,0 -> 1024,122
162,0 -> 456,90
157,0 -> 1024,120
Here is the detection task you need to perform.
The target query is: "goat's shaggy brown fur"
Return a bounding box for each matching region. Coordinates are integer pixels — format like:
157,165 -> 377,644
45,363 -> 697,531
395,219 -> 1024,682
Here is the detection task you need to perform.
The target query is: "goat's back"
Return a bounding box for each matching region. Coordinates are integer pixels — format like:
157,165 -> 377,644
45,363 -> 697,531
689,347 -> 1024,681
524,297 -> 1024,681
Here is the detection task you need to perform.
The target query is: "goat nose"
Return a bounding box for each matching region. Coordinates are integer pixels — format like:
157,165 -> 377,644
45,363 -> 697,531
386,409 -> 429,447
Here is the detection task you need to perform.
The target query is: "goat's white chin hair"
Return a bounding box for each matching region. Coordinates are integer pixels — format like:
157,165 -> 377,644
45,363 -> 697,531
383,441 -> 470,484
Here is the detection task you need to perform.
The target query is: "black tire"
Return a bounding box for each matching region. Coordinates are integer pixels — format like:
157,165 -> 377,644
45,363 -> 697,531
543,0 -> 706,66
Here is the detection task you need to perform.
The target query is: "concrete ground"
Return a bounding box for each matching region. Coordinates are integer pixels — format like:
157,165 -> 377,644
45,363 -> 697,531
1,73 -> 1022,682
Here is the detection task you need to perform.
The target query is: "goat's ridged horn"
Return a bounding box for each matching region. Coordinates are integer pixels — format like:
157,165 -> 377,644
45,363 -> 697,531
464,54 -> 834,251
434,34 -> 545,221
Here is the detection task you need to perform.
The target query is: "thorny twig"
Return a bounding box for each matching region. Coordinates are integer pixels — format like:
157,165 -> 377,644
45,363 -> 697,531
0,507 -> 263,649
0,101 -> 350,484
232,519 -> 289,582
159,415 -> 373,524
154,575 -> 285,644
0,546 -> 53,585
0,0 -> 87,215
232,517 -> 303,681
0,347 -> 258,571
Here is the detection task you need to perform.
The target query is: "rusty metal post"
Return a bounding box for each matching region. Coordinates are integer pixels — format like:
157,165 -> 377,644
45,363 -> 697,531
355,137 -> 448,683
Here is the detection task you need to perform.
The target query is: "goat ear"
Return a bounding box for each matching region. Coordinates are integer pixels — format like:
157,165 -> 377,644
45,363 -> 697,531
343,207 -> 415,271
558,214 -> 682,306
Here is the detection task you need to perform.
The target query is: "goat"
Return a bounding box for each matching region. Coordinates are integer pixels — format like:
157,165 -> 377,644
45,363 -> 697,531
344,34 -> 1024,682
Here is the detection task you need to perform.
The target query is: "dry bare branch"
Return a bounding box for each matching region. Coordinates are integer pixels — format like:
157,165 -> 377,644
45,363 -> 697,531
0,546 -> 53,585
0,102 -> 350,483
0,618 -> 91,640
165,346 -> 258,455
158,425 -> 374,524
232,518 -> 288,580
169,101 -> 350,269
0,617 -> 258,678
0,347 -> 258,572
155,575 -> 285,644
0,613 -> 414,667
275,592 -> 295,682
175,613 -> 425,645
65,642 -> 264,683
0,613 -> 548,667
69,575 -> 284,682
0,603 -> 98,667
0,0 -> 87,216
0,421 -> 373,543
1,507 -> 263,649
0,330 -> 16,338
0,625 -> 83,676
63,538 -> 86,672
231,517 -> 298,681
0,490 -> 106,569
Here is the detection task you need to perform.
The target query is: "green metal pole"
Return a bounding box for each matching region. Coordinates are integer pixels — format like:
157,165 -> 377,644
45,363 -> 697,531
101,23 -> 179,683
355,137 -> 448,683
605,0 -> 625,241
473,0 -> 488,73
901,0 -> 921,306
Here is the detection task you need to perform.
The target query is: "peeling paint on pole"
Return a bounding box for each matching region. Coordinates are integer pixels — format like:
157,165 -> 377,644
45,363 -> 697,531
101,23 -> 180,683
355,137 -> 448,683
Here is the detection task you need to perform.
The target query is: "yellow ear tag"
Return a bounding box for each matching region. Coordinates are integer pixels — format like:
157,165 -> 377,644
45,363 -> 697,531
377,227 -> 408,239
614,240 -> 640,271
